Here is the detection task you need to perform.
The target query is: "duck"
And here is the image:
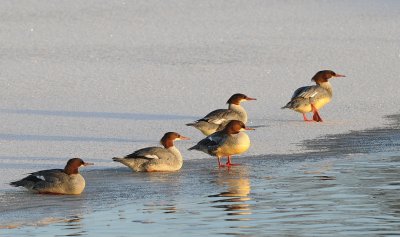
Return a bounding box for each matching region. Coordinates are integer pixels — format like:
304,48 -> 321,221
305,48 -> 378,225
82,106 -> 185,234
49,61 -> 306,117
10,158 -> 93,195
188,120 -> 254,167
281,70 -> 345,122
112,132 -> 189,172
186,93 -> 256,136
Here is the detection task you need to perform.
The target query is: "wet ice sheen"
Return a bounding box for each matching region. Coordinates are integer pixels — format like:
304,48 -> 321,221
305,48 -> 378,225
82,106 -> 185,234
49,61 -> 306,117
1,154 -> 400,236
2,115 -> 400,236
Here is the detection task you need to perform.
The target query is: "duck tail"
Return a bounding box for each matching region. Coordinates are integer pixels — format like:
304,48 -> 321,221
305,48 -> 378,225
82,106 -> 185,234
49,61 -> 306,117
10,175 -> 41,188
282,100 -> 299,109
9,180 -> 20,187
188,145 -> 198,151
281,103 -> 290,109
112,157 -> 124,162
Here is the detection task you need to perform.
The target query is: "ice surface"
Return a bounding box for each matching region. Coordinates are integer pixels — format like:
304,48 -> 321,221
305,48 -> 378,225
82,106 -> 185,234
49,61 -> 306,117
1,0 -> 400,189
1,125 -> 400,235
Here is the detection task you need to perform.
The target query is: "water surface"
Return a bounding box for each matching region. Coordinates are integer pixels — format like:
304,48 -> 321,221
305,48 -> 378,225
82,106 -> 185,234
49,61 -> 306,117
1,115 -> 399,236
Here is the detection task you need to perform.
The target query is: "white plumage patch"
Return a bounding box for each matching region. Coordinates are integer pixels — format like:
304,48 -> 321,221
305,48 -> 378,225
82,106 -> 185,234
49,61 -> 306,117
310,92 -> 318,98
36,175 -> 45,181
210,118 -> 226,124
144,155 -> 159,159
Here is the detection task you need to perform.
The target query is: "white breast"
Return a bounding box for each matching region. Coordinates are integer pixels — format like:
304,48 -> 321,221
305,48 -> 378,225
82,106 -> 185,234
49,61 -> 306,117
217,132 -> 251,156
67,174 -> 86,195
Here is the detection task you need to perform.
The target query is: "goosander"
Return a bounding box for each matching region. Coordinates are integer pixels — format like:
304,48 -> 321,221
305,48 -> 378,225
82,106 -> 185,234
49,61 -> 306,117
186,93 -> 256,136
282,70 -> 345,122
10,158 -> 93,195
188,120 -> 254,167
112,132 -> 189,172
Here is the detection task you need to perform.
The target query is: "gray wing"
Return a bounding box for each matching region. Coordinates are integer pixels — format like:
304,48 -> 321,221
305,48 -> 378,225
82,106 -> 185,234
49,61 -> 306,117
199,109 -> 240,125
125,147 -> 174,160
11,169 -> 65,188
195,131 -> 228,153
31,169 -> 66,180
207,132 -> 229,152
29,169 -> 67,190
291,85 -> 320,99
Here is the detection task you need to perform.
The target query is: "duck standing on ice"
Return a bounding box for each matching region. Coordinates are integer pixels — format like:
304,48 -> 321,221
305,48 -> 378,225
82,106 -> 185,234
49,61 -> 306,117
113,132 -> 189,172
10,158 -> 93,195
186,93 -> 256,136
189,120 -> 254,167
282,70 -> 345,122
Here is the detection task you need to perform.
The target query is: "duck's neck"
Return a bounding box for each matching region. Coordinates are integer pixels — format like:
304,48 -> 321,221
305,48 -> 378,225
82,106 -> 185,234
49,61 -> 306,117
318,81 -> 333,97
167,146 -> 183,163
228,104 -> 248,123
64,166 -> 79,175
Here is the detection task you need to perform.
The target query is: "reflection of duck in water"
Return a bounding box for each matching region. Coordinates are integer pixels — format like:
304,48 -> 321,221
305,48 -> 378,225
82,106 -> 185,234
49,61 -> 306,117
216,177 -> 251,198
209,166 -> 252,216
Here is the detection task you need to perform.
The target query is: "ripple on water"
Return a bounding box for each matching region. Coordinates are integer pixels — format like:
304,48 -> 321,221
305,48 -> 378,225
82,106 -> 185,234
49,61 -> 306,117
1,116 -> 400,236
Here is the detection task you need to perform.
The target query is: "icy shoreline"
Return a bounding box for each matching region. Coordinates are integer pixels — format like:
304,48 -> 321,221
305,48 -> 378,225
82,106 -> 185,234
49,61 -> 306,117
1,114 -> 399,235
1,0 -> 400,190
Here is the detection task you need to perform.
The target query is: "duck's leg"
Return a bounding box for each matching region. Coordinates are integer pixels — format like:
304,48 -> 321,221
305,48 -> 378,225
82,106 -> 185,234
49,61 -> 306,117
217,157 -> 225,168
311,104 -> 323,122
226,156 -> 240,166
302,113 -> 313,122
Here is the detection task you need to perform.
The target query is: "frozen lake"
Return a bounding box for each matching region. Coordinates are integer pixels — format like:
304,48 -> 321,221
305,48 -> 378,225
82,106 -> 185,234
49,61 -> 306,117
1,114 -> 400,236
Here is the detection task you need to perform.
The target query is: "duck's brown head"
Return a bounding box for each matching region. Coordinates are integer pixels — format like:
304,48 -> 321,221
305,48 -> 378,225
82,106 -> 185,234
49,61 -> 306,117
160,132 -> 190,148
222,120 -> 255,135
226,93 -> 257,105
64,158 -> 94,175
311,70 -> 346,84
